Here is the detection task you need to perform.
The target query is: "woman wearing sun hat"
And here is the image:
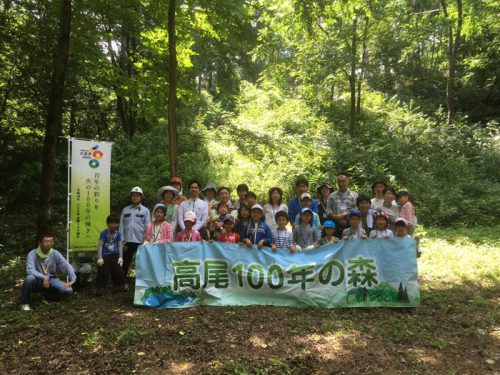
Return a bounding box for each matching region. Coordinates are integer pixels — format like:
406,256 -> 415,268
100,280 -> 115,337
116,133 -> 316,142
156,185 -> 179,235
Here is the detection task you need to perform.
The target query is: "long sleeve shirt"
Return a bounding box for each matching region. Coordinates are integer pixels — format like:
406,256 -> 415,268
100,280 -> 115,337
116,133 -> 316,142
241,220 -> 273,246
144,222 -> 173,244
177,198 -> 209,231
26,249 -> 76,282
287,197 -> 319,223
119,204 -> 150,243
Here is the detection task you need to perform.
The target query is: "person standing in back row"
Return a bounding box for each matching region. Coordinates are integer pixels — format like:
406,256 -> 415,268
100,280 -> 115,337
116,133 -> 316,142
326,175 -> 358,237
119,186 -> 150,278
177,180 -> 209,233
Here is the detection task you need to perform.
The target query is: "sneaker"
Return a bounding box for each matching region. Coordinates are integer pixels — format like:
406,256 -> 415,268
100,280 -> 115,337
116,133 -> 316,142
19,304 -> 31,311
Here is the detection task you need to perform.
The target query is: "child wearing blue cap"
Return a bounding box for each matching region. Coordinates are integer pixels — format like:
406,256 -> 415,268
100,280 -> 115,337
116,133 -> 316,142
342,210 -> 367,240
317,220 -> 340,246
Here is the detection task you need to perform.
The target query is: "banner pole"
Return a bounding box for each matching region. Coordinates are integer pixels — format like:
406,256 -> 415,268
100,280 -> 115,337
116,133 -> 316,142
66,136 -> 72,261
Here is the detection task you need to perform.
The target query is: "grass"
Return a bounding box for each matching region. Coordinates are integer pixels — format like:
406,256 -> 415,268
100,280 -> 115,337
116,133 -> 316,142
0,225 -> 498,374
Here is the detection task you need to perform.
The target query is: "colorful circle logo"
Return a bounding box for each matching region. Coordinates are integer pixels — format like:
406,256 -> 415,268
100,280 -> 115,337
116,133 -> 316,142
89,159 -> 100,169
93,150 -> 103,159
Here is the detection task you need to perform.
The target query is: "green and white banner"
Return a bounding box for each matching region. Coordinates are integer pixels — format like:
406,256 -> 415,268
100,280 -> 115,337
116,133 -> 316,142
70,139 -> 112,251
134,238 -> 420,309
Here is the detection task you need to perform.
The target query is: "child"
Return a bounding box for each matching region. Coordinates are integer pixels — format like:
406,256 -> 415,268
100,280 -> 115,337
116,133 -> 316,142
342,210 -> 367,240
207,201 -> 229,241
294,193 -> 322,238
144,204 -> 173,244
176,211 -> 202,242
234,203 -> 251,238
96,215 -> 128,294
233,183 -> 249,210
356,194 -> 374,235
394,217 -> 421,258
271,211 -> 296,253
317,220 -> 339,246
245,191 -> 257,207
263,187 -> 288,232
156,185 -> 179,232
369,211 -> 394,238
293,208 -> 319,251
217,216 -> 241,243
396,190 -> 417,235
242,204 -> 273,250
119,186 -> 151,277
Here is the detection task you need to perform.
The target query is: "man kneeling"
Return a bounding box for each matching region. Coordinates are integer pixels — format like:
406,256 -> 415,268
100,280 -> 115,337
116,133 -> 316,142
19,232 -> 76,311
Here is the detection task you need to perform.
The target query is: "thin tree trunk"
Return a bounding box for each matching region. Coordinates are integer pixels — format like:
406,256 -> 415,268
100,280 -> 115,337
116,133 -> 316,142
37,0 -> 72,236
168,0 -> 178,178
357,16 -> 369,116
349,15 -> 358,134
440,0 -> 462,126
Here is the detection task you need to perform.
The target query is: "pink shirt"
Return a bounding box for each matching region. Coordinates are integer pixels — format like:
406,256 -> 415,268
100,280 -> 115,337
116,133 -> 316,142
176,229 -> 202,242
144,222 -> 173,244
400,202 -> 415,225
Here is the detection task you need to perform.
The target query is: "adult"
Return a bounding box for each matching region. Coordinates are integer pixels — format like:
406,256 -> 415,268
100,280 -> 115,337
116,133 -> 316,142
170,176 -> 188,205
287,176 -> 319,223
156,185 -> 179,231
119,186 -> 151,277
201,181 -> 218,214
177,180 -> 209,232
263,187 -> 288,231
316,182 -> 334,225
233,183 -> 249,210
371,180 -> 388,210
217,186 -> 237,216
19,232 -> 76,311
326,175 -> 358,236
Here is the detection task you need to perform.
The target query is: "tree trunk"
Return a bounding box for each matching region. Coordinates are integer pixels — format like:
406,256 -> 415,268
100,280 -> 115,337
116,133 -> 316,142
441,0 -> 462,126
349,15 -> 358,134
168,0 -> 178,178
37,0 -> 72,236
357,16 -> 369,116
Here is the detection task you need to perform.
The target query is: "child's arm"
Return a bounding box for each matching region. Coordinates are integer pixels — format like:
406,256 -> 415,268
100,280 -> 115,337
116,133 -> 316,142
143,223 -> 152,244
97,232 -> 105,266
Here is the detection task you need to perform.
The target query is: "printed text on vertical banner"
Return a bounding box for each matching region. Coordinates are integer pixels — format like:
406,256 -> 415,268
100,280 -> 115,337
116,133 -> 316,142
70,139 -> 112,251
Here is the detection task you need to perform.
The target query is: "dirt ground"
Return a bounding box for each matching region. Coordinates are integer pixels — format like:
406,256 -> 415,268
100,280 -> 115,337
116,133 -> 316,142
1,270 -> 498,375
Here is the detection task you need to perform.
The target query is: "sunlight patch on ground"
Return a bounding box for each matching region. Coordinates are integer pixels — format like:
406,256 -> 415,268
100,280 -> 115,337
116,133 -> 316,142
169,361 -> 193,373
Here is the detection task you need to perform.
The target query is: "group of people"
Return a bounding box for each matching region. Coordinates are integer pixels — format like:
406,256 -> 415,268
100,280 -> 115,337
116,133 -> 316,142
18,175 -> 418,311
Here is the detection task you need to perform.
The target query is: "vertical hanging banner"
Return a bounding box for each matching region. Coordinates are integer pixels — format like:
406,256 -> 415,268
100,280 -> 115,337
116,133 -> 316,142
70,139 -> 112,251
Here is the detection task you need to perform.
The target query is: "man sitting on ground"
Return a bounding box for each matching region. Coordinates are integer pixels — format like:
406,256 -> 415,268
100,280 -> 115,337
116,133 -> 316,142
19,232 -> 76,311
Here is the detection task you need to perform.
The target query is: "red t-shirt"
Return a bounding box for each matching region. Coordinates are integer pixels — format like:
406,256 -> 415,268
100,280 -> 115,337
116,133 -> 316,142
217,232 -> 240,244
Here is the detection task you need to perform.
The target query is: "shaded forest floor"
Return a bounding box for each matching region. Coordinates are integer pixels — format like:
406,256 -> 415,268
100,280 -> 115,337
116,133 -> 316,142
0,223 -> 498,374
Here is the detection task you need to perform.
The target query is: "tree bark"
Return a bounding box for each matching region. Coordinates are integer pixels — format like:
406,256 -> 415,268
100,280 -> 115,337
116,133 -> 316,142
37,0 -> 72,236
440,0 -> 462,126
349,15 -> 358,134
168,0 -> 178,178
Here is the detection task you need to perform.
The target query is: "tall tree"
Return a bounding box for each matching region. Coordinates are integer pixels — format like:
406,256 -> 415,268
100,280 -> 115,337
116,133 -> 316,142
167,0 -> 178,178
37,0 -> 72,235
440,0 -> 463,126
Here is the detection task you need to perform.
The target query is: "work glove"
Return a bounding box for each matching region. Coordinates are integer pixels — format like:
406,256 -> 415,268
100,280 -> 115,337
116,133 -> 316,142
117,257 -> 123,266
97,258 -> 104,267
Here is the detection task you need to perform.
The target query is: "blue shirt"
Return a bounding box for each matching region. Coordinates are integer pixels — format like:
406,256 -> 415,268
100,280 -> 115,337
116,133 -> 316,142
287,197 -> 319,223
241,220 -> 273,247
119,204 -> 151,243
26,249 -> 76,281
98,230 -> 122,257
